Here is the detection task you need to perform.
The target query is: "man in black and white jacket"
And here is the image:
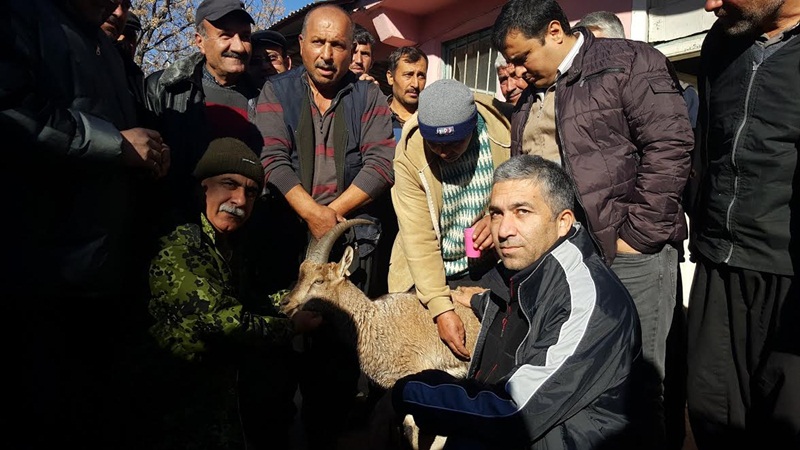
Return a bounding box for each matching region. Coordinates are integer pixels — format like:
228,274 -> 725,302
393,155 -> 645,449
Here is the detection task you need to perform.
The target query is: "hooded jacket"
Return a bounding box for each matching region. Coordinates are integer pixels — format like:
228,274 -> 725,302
388,94 -> 510,318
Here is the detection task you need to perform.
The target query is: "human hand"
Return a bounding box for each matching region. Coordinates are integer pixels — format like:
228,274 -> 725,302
291,310 -> 323,334
358,72 -> 380,85
306,204 -> 344,239
471,215 -> 494,251
451,286 -> 488,308
434,310 -> 470,360
616,238 -> 641,255
120,127 -> 170,178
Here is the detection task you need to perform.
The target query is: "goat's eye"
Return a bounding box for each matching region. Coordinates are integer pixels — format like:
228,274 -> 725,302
313,279 -> 324,285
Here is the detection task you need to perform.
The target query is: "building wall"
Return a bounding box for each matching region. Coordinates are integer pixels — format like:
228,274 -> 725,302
358,0 -> 637,95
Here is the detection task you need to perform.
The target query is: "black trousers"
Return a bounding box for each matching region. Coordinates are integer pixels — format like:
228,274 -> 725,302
686,257 -> 799,449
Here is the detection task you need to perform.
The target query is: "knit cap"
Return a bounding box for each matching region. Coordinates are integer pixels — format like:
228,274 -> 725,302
193,137 -> 264,188
418,79 -> 477,143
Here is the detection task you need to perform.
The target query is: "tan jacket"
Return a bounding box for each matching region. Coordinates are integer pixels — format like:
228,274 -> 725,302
388,94 -> 511,318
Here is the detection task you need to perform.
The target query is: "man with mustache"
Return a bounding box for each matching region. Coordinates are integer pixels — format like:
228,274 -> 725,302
389,79 -> 510,365
145,0 -> 263,226
100,0 -> 129,40
386,46 -> 429,142
686,1 -> 800,448
254,4 -> 394,447
147,137 -> 321,449
393,155 -> 644,450
350,25 -> 375,76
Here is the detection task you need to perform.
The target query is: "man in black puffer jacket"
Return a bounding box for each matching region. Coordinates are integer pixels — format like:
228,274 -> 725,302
492,2 -> 693,447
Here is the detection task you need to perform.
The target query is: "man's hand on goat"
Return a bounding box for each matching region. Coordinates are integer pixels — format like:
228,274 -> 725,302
435,310 -> 470,360
291,310 -> 323,334
451,286 -> 488,308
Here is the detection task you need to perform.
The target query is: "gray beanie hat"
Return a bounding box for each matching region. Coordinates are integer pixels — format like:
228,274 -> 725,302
417,79 -> 477,143
193,137 -> 264,188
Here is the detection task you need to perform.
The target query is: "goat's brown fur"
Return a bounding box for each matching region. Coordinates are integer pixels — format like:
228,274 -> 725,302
280,247 -> 482,389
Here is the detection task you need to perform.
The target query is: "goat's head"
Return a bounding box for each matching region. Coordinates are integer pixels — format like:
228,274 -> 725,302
279,219 -> 372,317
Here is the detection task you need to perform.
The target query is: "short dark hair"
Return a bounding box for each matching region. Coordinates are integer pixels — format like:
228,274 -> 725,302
387,47 -> 428,73
354,24 -> 375,46
491,0 -> 571,50
493,155 -> 575,217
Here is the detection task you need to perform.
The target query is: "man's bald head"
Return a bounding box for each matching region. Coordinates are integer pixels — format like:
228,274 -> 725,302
301,4 -> 355,42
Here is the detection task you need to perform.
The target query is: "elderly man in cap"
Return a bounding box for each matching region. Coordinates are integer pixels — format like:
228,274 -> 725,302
389,79 -> 510,361
145,0 -> 263,227
148,137 -> 321,450
249,29 -> 291,87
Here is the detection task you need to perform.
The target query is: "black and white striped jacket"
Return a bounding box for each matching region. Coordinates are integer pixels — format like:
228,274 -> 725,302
394,224 -> 644,450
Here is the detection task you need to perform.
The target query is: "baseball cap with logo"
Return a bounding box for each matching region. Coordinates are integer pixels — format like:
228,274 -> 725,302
417,79 -> 477,143
195,0 -> 255,27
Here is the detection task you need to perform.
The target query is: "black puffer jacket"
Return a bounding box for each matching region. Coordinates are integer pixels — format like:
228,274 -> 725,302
512,29 -> 693,264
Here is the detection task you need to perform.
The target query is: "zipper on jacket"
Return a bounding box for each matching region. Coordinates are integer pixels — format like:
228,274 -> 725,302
578,67 -> 625,87
553,81 -> 605,261
724,60 -> 761,263
500,304 -> 511,337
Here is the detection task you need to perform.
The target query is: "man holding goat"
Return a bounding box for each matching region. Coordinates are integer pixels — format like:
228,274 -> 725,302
393,155 -> 646,449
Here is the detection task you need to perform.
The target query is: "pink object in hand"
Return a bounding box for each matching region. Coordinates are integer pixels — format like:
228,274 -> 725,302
464,227 -> 481,258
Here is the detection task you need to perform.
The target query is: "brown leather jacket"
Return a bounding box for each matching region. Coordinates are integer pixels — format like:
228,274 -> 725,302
512,29 -> 693,264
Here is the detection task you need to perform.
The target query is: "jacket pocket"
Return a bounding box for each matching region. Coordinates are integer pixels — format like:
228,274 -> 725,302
647,76 -> 681,95
579,67 -> 625,87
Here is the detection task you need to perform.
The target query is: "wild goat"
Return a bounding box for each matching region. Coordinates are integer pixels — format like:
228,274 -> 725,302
280,219 -> 482,389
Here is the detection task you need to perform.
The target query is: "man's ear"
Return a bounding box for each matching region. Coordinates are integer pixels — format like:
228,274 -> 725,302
286,56 -> 292,70
556,209 -> 575,237
195,32 -> 204,52
547,19 -> 566,43
386,70 -> 394,86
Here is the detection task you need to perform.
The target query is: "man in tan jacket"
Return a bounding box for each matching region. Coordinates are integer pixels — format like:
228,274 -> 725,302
389,79 -> 510,359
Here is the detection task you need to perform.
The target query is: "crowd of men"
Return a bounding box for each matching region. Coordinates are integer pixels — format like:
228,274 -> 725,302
2,0 -> 797,449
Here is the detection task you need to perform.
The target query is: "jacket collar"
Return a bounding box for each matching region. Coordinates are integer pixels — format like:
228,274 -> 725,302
159,52 -> 206,88
508,223 -> 596,286
560,27 -> 595,85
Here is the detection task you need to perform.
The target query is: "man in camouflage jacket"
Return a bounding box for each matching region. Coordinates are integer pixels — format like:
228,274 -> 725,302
147,137 -> 320,449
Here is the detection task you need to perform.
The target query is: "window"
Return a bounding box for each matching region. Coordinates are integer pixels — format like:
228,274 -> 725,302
443,28 -> 498,95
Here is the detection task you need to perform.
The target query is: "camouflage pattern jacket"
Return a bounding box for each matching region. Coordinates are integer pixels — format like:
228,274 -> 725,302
149,214 -> 293,360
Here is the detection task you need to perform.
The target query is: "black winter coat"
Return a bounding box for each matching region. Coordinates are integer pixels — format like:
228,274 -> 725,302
3,0 -> 139,297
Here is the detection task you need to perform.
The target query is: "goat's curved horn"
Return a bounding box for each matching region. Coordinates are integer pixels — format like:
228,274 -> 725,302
306,218 -> 374,263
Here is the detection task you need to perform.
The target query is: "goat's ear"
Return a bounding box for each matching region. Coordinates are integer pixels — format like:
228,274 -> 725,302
338,246 -> 354,278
